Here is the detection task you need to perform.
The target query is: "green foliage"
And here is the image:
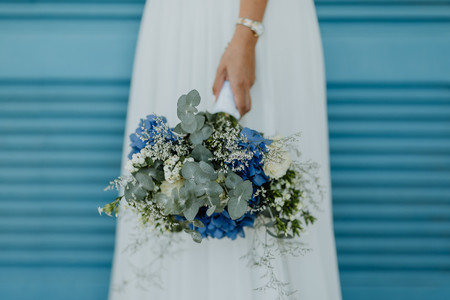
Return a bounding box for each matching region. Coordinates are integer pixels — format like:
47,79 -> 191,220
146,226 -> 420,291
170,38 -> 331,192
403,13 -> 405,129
191,144 -> 213,162
228,180 -> 252,220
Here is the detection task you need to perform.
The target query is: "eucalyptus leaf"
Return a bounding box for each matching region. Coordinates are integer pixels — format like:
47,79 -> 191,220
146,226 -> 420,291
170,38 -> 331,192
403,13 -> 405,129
190,230 -> 203,243
206,205 -> 216,217
139,163 -> 165,182
155,193 -> 175,215
135,172 -> 154,191
191,144 -> 213,162
183,198 -> 205,221
192,219 -> 204,228
225,171 -> 243,189
198,161 -> 217,181
124,182 -> 146,201
195,114 -> 205,131
173,123 -> 187,135
186,89 -> 201,106
181,162 -> 198,181
189,130 -> 205,145
181,115 -> 198,134
227,180 -> 253,220
201,125 -> 213,140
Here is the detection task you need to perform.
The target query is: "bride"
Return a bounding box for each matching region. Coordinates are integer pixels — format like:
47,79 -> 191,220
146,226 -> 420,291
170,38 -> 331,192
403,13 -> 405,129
109,0 -> 341,299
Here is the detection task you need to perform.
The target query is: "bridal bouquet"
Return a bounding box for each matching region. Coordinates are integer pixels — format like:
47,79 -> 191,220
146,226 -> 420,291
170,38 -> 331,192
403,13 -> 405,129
100,88 -> 320,244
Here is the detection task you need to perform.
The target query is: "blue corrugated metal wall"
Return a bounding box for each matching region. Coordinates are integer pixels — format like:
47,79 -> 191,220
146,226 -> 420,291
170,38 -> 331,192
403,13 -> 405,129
0,1 -> 449,299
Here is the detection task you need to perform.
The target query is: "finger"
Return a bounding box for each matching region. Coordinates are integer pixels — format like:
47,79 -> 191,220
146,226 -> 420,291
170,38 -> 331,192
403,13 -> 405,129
230,80 -> 249,117
245,89 -> 252,115
212,67 -> 226,99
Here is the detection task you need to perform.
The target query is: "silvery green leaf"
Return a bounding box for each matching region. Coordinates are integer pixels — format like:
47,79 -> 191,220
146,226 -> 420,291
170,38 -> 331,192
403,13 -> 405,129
203,111 -> 214,121
201,125 -> 213,140
195,114 -> 205,131
140,163 -> 164,182
177,95 -> 197,114
207,181 -> 223,195
155,192 -> 169,206
228,197 -> 247,220
227,180 -> 253,220
181,115 -> 198,134
192,219 -> 204,228
198,161 -> 217,181
170,189 -> 186,215
206,205 -> 216,217
155,193 -> 177,215
182,181 -> 196,194
194,182 -> 222,197
186,89 -> 201,106
135,172 -> 154,191
225,171 -> 243,190
183,200 -> 202,221
190,230 -> 202,243
173,123 -> 187,135
189,130 -> 205,145
181,162 -> 198,181
124,182 -> 146,201
191,144 -> 213,162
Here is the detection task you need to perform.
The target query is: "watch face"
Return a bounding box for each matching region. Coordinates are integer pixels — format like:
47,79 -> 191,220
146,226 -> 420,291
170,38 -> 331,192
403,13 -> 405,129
254,25 -> 264,36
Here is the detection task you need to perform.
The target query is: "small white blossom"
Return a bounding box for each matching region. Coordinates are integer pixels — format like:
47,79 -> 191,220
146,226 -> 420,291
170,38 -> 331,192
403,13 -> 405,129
125,160 -> 138,173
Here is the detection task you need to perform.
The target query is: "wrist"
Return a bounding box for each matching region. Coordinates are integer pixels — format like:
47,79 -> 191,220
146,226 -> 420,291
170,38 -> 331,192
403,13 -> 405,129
233,25 -> 258,47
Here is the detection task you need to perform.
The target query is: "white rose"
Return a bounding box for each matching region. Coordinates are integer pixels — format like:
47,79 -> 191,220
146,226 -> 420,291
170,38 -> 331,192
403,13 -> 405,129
160,178 -> 185,197
263,150 -> 291,179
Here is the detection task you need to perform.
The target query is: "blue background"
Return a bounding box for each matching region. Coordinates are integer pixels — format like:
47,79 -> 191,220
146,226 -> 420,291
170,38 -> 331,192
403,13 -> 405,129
0,1 -> 449,299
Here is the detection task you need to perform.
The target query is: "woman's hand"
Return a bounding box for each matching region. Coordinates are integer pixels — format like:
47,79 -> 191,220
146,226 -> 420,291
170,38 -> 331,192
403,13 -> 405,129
212,26 -> 258,117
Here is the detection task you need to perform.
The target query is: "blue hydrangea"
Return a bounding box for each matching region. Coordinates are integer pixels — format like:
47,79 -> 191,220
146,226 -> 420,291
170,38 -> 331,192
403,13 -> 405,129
194,208 -> 256,240
231,127 -> 273,207
128,115 -> 176,159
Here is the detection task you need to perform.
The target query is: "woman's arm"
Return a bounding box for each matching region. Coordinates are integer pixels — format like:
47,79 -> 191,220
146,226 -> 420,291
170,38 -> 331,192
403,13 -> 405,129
212,0 -> 268,117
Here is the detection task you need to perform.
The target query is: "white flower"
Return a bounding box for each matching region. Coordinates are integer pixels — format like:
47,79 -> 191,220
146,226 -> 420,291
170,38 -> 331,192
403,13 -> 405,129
97,207 -> 103,216
125,160 -> 138,173
264,150 -> 291,179
184,157 -> 194,163
274,197 -> 285,206
131,153 -> 145,165
160,178 -> 185,197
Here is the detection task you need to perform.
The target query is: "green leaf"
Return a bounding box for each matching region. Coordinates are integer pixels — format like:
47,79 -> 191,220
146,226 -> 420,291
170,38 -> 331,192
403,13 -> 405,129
181,115 -> 198,133
195,114 -> 205,131
183,198 -> 204,221
227,180 -> 253,220
206,205 -> 216,217
191,145 -> 213,162
192,219 -> 204,228
173,123 -> 187,135
225,171 -> 243,189
139,162 -> 165,182
186,89 -> 201,106
135,172 -> 154,191
123,182 -> 146,201
181,162 -> 198,181
201,125 -> 213,140
198,161 -> 218,181
194,181 -> 223,197
155,193 -> 174,215
190,230 -> 202,243
189,130 -> 205,145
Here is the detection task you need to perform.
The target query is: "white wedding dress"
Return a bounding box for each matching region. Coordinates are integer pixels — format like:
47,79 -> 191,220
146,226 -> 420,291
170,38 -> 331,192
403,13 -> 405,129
109,0 -> 341,299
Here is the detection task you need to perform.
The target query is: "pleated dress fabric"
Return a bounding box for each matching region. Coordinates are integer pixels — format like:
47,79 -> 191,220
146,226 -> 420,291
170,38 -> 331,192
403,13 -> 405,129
109,0 -> 342,299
